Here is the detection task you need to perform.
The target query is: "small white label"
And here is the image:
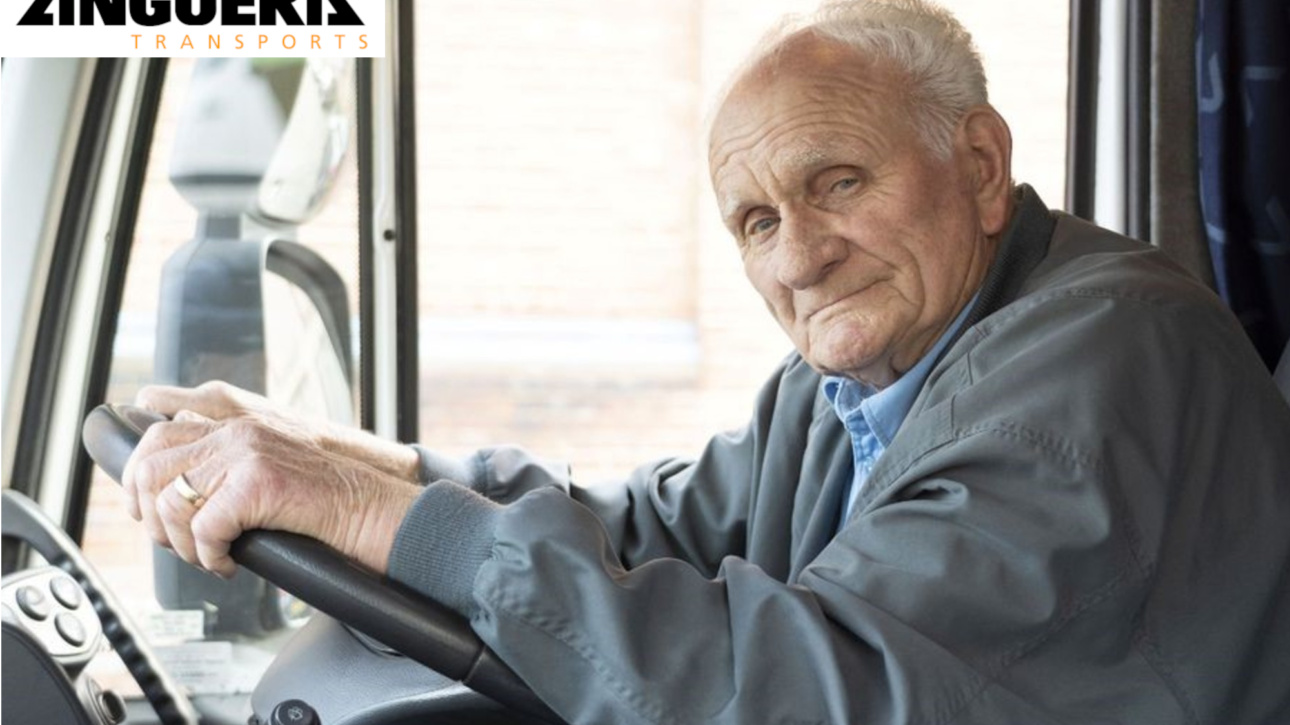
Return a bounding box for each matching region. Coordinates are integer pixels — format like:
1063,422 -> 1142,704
141,609 -> 205,644
156,641 -> 238,694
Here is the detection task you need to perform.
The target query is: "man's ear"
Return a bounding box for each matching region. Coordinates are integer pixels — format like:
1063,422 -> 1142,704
956,105 -> 1013,236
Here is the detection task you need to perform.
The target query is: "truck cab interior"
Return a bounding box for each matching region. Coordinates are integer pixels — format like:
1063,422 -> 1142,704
2,1 -> 1287,724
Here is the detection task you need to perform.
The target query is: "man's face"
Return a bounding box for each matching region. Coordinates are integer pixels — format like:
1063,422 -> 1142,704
708,37 -> 1001,388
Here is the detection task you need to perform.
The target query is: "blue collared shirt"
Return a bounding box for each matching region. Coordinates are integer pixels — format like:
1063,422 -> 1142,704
823,295 -> 978,531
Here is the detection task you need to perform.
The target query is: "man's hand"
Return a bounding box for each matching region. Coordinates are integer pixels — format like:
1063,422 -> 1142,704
120,405 -> 421,578
136,381 -> 421,483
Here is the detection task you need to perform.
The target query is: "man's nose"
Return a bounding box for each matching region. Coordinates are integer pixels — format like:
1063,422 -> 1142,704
774,212 -> 847,290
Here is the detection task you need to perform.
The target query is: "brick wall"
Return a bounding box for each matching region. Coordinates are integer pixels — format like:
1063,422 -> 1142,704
413,0 -> 792,482
412,0 -> 1070,483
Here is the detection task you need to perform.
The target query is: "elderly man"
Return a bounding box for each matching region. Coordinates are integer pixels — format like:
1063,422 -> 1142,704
125,0 -> 1290,722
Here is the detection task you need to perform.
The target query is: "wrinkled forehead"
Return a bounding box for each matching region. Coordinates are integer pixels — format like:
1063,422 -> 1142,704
708,35 -> 900,150
707,39 -> 905,175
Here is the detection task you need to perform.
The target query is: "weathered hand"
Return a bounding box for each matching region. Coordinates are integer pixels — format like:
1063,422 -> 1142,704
135,381 -> 421,483
121,412 -> 421,578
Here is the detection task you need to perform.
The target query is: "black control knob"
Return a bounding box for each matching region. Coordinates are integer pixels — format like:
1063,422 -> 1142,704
271,699 -> 320,725
98,689 -> 127,725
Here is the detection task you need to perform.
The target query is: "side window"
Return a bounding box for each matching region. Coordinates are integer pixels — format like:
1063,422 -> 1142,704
81,57 -> 360,695
411,2 -> 1070,482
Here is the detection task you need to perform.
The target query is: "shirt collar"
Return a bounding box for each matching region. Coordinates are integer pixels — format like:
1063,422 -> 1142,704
823,292 -> 979,447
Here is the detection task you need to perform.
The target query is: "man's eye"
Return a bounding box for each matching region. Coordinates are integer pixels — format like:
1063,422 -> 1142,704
744,216 -> 778,240
831,177 -> 860,193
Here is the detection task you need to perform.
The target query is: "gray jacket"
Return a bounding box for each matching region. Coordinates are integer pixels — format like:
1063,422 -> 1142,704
390,187 -> 1290,724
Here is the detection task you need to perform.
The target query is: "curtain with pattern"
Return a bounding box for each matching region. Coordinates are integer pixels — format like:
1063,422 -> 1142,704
1196,0 -> 1289,369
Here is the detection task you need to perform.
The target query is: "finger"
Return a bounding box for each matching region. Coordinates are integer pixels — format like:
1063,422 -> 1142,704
138,479 -> 173,549
156,479 -> 202,566
121,420 -> 217,521
160,459 -> 226,570
135,384 -> 203,416
191,495 -> 242,579
124,423 -> 218,549
137,381 -> 239,421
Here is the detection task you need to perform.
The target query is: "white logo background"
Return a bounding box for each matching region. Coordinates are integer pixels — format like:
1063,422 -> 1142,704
0,0 -> 386,57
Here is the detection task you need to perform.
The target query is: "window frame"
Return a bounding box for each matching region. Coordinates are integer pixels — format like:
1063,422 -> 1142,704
7,58 -> 166,544
358,0 -> 421,443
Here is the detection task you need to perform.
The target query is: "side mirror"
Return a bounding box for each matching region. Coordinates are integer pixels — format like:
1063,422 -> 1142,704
168,58 -> 349,227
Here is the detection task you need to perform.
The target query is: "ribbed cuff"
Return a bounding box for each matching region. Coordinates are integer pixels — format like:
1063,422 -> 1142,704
409,444 -> 486,492
387,480 -> 502,617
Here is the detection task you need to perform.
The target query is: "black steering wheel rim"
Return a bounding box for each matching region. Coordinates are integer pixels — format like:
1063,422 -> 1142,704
81,403 -> 559,723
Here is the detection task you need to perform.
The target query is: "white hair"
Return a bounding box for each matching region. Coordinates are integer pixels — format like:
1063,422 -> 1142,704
715,0 -> 988,159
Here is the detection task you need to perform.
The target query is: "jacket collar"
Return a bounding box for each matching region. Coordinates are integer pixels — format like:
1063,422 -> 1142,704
928,184 -> 1057,372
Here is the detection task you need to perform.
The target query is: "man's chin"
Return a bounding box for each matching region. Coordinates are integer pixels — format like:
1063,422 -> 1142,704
801,325 -> 883,372
803,349 -> 888,386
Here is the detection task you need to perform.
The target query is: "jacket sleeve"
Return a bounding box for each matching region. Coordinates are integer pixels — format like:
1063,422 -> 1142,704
409,433 -> 757,573
386,422 -> 1137,725
406,354 -> 803,573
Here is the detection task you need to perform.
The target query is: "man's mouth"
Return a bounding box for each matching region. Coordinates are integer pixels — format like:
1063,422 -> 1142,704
804,286 -> 870,324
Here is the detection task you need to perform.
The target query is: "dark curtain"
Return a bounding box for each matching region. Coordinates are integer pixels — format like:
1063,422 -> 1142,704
1196,0 -> 1290,369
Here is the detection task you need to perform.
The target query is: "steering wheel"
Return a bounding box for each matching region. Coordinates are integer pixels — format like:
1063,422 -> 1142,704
80,404 -> 560,724
1,490 -> 200,725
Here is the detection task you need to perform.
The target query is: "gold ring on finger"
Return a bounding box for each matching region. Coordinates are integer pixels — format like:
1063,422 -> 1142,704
171,474 -> 207,510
